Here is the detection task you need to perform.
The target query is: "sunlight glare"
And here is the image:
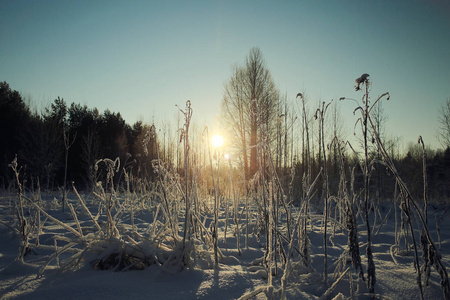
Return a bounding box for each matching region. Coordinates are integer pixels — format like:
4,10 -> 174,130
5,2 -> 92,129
211,134 -> 224,148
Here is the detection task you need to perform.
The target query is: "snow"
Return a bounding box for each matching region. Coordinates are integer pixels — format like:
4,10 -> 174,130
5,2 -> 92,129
1,193 -> 449,299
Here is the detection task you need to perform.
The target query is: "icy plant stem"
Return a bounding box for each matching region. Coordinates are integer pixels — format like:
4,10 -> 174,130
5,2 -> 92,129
268,185 -> 273,286
206,127 -> 219,269
73,184 -> 102,232
152,126 -> 176,241
418,136 -> 428,224
178,100 -> 193,265
227,160 -> 241,255
238,286 -> 268,300
62,130 -> 76,213
394,182 -> 399,246
68,203 -> 83,237
402,196 -> 424,300
245,195 -> 249,249
281,220 -> 299,299
362,84 -> 376,294
235,195 -> 241,255
32,202 -> 82,238
319,267 -> 350,300
183,122 -> 190,250
418,136 -> 431,285
224,189 -> 229,245
436,215 -> 441,249
316,100 -> 331,285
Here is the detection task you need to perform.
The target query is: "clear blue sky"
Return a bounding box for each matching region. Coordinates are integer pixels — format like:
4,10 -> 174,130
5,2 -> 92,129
1,0 -> 449,150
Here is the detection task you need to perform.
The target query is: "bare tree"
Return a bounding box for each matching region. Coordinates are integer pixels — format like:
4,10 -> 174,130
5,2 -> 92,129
20,117 -> 64,190
438,97 -> 450,149
221,47 -> 279,184
297,92 -> 312,187
370,99 -> 388,200
81,127 -> 101,191
329,102 -> 345,194
62,129 -> 76,212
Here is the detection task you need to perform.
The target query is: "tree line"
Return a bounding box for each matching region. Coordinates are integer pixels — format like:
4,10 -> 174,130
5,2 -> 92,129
0,81 -> 159,191
1,48 -> 450,201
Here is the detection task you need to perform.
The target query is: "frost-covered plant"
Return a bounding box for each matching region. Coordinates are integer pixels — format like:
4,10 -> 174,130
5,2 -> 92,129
205,126 -> 220,269
347,75 -> 450,300
314,99 -> 332,285
224,155 -> 241,255
298,168 -> 321,270
6,158 -> 45,261
342,74 -> 382,294
255,119 -> 275,297
94,158 -> 121,239
149,124 -> 178,243
418,136 -> 431,286
9,156 -> 34,260
177,100 -> 193,263
31,161 -> 211,275
332,137 -> 364,280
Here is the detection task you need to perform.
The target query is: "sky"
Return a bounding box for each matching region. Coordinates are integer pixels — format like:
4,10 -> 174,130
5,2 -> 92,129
1,0 -> 450,150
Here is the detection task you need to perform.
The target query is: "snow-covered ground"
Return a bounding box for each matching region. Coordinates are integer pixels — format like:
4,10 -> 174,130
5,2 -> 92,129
0,192 -> 449,300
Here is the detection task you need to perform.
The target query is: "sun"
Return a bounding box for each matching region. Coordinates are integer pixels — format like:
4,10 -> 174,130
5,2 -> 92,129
211,134 -> 224,148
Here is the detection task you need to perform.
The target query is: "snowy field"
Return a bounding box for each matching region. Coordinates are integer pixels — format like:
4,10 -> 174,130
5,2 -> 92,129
0,191 -> 449,300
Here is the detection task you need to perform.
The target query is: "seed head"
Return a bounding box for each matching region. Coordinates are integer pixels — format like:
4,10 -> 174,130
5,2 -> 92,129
355,73 -> 370,91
